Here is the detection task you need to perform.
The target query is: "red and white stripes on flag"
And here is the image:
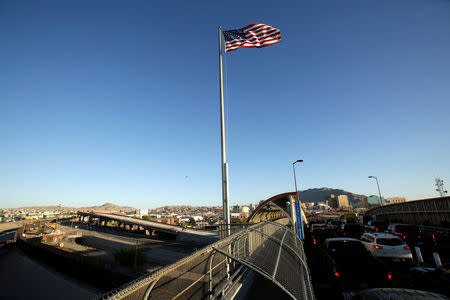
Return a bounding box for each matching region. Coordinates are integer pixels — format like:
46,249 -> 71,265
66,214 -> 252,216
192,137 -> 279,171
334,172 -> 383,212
222,23 -> 281,53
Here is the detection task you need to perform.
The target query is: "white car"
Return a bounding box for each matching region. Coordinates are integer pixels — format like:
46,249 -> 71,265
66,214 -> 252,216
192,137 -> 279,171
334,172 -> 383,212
360,232 -> 413,262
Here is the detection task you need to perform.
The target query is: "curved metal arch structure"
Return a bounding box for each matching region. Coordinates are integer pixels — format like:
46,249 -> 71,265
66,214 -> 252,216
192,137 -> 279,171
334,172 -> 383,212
247,192 -> 308,225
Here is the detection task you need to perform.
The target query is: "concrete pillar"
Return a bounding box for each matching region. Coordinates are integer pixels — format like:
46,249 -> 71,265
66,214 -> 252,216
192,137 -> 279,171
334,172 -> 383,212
415,247 -> 424,265
433,252 -> 442,267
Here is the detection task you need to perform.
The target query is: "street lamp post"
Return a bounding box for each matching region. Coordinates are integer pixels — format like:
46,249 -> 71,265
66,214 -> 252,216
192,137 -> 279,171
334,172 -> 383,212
368,176 -> 383,205
293,160 -> 304,240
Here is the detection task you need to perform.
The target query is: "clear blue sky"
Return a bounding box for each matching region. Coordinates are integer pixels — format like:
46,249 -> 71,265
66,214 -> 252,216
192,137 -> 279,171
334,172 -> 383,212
2,0 -> 450,209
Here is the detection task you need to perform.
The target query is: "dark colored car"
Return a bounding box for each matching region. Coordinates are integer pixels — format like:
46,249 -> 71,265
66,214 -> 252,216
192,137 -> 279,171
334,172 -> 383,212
310,223 -> 328,232
365,221 -> 387,233
311,227 -> 337,247
343,288 -> 449,300
328,220 -> 342,231
339,223 -> 365,238
411,264 -> 450,297
318,238 -> 392,290
386,224 -> 437,249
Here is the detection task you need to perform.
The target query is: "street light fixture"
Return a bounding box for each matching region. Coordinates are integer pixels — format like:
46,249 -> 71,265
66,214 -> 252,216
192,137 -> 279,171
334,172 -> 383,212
293,160 -> 304,240
368,176 -> 383,205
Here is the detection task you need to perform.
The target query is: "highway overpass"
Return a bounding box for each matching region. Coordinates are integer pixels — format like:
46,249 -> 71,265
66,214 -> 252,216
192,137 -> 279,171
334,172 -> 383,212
364,196 -> 450,227
77,211 -> 218,244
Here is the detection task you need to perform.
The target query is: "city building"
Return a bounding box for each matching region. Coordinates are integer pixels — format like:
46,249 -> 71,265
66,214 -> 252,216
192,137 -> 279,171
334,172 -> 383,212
386,197 -> 406,204
135,209 -> 149,217
326,194 -> 338,209
367,195 -> 385,206
337,195 -> 349,209
240,206 -> 250,214
362,197 -> 369,208
232,205 -> 241,213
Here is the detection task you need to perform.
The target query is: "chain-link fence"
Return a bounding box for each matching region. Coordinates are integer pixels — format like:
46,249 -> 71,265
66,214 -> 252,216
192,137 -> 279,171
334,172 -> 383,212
99,221 -> 314,300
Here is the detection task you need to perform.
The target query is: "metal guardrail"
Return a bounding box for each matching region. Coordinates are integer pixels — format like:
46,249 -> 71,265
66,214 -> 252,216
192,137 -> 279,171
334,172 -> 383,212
365,196 -> 450,228
418,225 -> 450,237
99,221 -> 315,300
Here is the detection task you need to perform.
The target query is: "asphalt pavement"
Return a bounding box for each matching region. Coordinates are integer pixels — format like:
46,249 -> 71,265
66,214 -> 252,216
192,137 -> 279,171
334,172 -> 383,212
0,248 -> 101,300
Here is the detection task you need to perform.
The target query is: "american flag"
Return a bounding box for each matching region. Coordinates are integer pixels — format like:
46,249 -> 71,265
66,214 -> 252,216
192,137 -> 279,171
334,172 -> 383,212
222,23 -> 281,53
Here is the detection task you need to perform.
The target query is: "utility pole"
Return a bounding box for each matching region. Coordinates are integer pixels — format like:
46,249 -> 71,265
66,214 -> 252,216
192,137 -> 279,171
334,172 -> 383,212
368,176 -> 383,205
435,177 -> 448,197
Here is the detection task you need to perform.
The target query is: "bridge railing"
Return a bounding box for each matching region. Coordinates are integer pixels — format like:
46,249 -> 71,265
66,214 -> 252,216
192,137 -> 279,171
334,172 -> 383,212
99,221 -> 314,300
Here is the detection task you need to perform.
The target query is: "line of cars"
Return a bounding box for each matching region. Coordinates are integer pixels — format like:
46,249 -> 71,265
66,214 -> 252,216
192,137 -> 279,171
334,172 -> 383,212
305,218 -> 449,298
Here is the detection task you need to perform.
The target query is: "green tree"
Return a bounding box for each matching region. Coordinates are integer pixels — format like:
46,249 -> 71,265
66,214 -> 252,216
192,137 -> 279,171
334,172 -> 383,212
114,246 -> 146,268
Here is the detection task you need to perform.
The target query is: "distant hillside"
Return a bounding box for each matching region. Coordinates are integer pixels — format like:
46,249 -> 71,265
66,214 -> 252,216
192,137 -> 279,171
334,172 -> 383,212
300,187 -> 367,207
13,205 -> 78,211
79,203 -> 136,212
7,203 -> 137,212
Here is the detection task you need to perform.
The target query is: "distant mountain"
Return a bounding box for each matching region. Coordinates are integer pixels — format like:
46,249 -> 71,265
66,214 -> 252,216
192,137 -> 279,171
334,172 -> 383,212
13,205 -> 78,211
7,203 -> 137,212
299,187 -> 367,207
79,203 -> 136,212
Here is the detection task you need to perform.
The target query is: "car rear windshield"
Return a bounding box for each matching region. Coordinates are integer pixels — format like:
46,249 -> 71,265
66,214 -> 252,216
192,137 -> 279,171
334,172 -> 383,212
328,241 -> 369,258
314,229 -> 336,239
372,221 -> 385,226
344,224 -> 362,231
376,238 -> 403,246
313,228 -> 333,234
396,225 -> 419,233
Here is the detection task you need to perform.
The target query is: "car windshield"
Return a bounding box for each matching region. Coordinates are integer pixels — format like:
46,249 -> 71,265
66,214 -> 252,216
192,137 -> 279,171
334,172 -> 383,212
376,238 -> 403,246
396,225 -> 419,233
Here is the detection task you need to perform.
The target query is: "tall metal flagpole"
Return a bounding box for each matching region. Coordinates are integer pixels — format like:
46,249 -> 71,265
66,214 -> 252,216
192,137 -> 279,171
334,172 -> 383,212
218,27 -> 230,237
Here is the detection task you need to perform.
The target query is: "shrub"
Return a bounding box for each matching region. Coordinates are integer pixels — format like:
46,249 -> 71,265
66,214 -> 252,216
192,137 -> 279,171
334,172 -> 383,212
114,246 -> 146,268
142,215 -> 156,221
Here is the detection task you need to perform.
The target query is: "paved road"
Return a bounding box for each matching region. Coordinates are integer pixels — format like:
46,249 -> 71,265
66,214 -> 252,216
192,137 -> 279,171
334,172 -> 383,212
0,248 -> 101,300
0,221 -> 25,233
93,213 -> 218,237
0,230 -> 15,243
60,224 -> 197,272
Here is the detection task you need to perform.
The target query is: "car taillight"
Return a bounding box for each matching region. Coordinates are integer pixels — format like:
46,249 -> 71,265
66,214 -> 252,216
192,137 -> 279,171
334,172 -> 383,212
432,234 -> 435,241
373,245 -> 383,250
375,228 -> 378,232
404,245 -> 410,250
402,235 -> 406,239
387,273 -> 392,280
333,266 -> 339,278
313,239 -> 317,245
343,232 -> 346,235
